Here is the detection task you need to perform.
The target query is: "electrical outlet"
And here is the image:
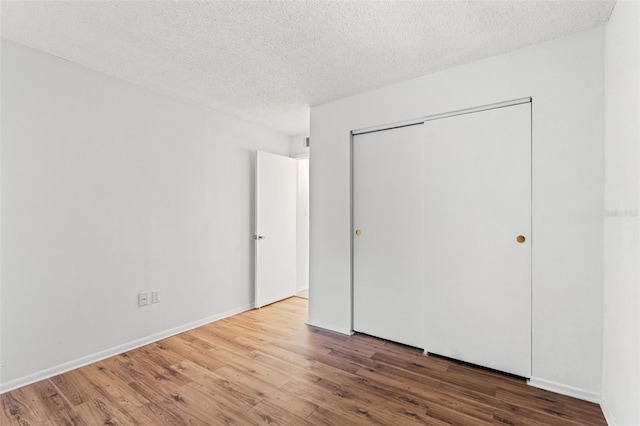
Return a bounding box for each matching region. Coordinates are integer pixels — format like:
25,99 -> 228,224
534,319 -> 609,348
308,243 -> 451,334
138,292 -> 149,307
151,290 -> 160,304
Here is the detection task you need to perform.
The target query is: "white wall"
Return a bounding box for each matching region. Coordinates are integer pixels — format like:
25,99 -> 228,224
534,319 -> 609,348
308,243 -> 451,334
309,29 -> 604,400
289,132 -> 310,158
0,40 -> 3,388
0,39 -> 291,391
602,1 -> 640,425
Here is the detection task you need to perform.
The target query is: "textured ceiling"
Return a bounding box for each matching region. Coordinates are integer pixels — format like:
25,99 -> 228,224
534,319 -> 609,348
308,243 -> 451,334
1,1 -> 615,135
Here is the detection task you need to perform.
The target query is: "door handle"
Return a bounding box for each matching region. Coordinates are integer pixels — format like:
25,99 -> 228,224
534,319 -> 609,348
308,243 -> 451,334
355,229 -> 362,236
516,235 -> 525,243
254,235 -> 266,240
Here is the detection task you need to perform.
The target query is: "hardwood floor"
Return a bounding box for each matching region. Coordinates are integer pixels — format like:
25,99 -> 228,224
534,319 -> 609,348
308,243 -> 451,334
2,296 -> 606,425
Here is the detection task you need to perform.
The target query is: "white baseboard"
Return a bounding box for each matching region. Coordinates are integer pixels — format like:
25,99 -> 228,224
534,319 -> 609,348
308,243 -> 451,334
0,303 -> 254,394
599,396 -> 615,426
528,376 -> 601,404
306,319 -> 353,336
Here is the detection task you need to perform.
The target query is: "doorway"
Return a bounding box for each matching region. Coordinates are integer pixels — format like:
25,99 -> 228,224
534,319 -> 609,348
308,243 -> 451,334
296,158 -> 310,297
254,150 -> 310,307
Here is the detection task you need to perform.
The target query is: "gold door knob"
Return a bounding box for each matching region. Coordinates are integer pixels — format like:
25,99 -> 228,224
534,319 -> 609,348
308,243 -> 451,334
516,235 -> 526,243
355,229 -> 362,236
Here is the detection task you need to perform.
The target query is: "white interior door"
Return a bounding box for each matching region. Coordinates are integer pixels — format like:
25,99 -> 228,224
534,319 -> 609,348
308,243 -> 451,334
296,158 -> 310,292
255,151 -> 297,308
423,102 -> 531,377
353,124 -> 424,348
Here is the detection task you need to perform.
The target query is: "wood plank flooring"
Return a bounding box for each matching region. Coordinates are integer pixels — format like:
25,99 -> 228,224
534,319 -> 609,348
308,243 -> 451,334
2,297 -> 606,425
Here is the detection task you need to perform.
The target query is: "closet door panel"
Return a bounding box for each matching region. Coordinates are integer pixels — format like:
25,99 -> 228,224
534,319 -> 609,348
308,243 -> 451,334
423,102 -> 532,377
353,124 -> 424,348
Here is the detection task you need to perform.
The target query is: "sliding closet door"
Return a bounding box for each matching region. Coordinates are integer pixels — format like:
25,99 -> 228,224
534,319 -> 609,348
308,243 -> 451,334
353,124 -> 424,348
424,102 -> 531,377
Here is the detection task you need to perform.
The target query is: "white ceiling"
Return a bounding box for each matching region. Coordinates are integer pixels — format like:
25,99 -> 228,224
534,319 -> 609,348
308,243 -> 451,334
1,1 -> 615,135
